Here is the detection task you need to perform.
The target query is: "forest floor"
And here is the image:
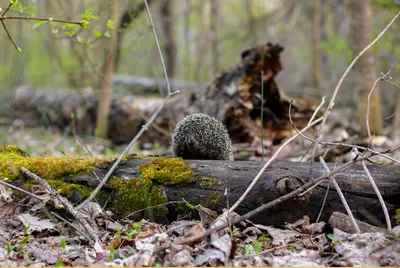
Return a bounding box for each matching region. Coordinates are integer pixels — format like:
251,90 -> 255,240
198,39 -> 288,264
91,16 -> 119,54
0,117 -> 399,266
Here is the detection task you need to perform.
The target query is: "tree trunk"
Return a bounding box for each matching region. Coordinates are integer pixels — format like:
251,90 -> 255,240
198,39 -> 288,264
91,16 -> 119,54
160,0 -> 177,78
312,0 -> 322,91
350,0 -> 383,136
210,0 -> 219,76
95,0 -> 120,139
244,0 -> 258,47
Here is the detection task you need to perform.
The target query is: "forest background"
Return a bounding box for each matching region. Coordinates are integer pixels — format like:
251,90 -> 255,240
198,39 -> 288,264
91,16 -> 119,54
0,0 -> 399,152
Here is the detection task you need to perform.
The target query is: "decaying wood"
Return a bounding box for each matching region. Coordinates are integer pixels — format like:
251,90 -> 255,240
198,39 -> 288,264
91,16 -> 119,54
10,43 -> 320,145
329,211 -> 390,234
35,158 -> 400,227
163,43 -> 320,144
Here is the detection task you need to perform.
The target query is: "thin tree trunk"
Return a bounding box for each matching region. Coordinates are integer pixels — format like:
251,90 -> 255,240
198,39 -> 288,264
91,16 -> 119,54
95,0 -> 120,138
184,0 -> 192,81
160,0 -> 177,78
244,0 -> 258,47
350,0 -> 383,135
210,0 -> 219,75
312,0 -> 322,91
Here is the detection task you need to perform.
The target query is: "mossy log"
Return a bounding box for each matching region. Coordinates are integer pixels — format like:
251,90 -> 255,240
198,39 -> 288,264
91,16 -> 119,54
34,157 -> 400,227
4,144 -> 398,227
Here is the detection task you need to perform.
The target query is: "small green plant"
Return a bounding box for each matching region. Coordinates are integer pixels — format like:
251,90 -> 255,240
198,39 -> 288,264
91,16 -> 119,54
132,220 -> 143,233
109,244 -> 115,262
55,236 -> 67,267
5,241 -> 16,255
327,233 -> 341,251
244,244 -> 253,256
290,245 -> 296,253
253,240 -> 262,255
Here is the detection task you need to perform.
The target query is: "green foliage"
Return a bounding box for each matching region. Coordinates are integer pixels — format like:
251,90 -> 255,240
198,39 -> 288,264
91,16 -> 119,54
321,36 -> 353,63
373,0 -> 400,11
109,244 -> 115,262
5,241 -> 16,255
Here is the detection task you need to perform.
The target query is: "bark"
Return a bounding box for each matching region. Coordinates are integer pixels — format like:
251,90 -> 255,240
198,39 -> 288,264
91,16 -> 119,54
95,0 -> 120,138
160,0 -> 178,78
312,0 -> 322,91
350,0 -> 383,136
43,159 -> 400,227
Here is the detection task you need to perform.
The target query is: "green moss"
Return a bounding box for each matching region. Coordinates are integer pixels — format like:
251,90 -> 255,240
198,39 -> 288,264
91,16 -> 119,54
0,145 -> 114,181
47,180 -> 92,199
139,157 -> 193,185
108,177 -> 169,220
201,191 -> 224,208
396,209 -> 400,224
108,177 -> 153,219
199,177 -> 218,187
147,186 -> 169,218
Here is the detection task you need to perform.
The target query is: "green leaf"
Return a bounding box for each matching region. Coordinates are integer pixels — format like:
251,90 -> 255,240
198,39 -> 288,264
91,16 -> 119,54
9,0 -> 17,6
107,19 -> 116,29
52,28 -> 59,35
103,31 -> 110,38
32,21 -> 47,29
253,241 -> 261,255
109,245 -> 115,262
55,258 -> 63,267
60,237 -> 66,250
80,20 -> 90,28
93,30 -> 102,38
244,245 -> 252,256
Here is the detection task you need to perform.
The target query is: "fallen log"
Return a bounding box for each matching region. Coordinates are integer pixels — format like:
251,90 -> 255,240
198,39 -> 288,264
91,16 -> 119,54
9,43 -> 321,146
8,149 -> 398,227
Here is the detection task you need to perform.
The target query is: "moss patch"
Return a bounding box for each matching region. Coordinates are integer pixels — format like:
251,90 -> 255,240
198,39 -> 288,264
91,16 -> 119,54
201,191 -> 224,208
199,177 -> 219,187
139,157 -> 193,185
108,177 -> 168,220
0,145 -> 114,181
396,208 -> 400,224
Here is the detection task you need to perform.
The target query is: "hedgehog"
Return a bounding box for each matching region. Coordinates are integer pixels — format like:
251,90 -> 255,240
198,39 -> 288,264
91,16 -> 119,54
171,113 -> 234,161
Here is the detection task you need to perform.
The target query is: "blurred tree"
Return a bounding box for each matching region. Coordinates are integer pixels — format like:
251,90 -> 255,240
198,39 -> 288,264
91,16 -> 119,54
312,0 -> 322,91
115,0 -> 154,71
210,0 -> 219,75
244,0 -> 258,47
160,0 -> 177,78
95,0 -> 120,139
350,0 -> 383,135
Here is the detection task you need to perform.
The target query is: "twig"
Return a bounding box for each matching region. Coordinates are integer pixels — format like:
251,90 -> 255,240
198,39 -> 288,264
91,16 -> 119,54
308,96 -> 325,125
175,153 -> 372,247
311,11 -> 400,159
76,0 -> 179,210
288,102 -> 400,164
319,157 -> 360,233
366,56 -> 400,146
144,0 -> 171,95
20,167 -> 101,245
260,71 -> 265,161
0,179 -> 46,202
51,211 -> 91,241
353,148 -> 392,230
228,115 -> 324,213
1,15 -> 83,25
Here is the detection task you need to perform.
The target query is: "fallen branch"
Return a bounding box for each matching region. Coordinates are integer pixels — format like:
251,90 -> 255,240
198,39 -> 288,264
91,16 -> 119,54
20,167 -> 101,246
